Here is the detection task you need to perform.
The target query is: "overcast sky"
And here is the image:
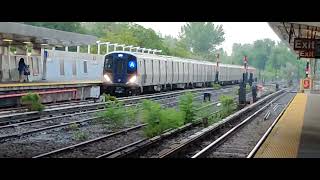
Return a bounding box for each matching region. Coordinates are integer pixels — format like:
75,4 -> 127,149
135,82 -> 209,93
136,22 -> 281,55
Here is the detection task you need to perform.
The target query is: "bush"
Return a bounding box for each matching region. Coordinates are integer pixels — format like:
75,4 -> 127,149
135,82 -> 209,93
68,123 -> 79,131
179,92 -> 197,124
141,100 -> 184,138
213,83 -> 221,90
73,131 -> 88,141
219,95 -> 236,118
96,101 -> 138,130
246,84 -> 251,93
102,93 -> 119,103
208,113 -> 221,124
21,93 -> 44,111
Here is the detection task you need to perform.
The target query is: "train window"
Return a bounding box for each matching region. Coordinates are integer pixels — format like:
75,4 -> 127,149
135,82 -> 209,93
84,61 -> 88,74
72,60 -> 77,76
105,56 -> 113,72
60,59 -> 65,76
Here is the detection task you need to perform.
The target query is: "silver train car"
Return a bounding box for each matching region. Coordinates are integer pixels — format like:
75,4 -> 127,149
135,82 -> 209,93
102,51 -> 256,95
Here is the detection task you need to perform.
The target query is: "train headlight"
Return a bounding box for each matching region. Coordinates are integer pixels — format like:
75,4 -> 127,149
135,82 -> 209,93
104,74 -> 111,82
128,75 -> 137,83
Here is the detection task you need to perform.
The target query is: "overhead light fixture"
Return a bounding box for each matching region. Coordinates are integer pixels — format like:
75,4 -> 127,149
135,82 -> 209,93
2,39 -> 12,42
23,41 -> 31,44
41,43 -> 48,46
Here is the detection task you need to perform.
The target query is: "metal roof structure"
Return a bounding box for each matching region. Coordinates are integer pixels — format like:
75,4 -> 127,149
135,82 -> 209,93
268,22 -> 320,56
0,22 -> 98,47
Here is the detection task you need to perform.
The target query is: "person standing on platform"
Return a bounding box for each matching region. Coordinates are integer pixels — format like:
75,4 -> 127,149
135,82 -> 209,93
18,58 -> 27,82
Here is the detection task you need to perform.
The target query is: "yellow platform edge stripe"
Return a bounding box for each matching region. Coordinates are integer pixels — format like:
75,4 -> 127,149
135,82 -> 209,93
0,81 -> 103,88
254,93 -> 307,158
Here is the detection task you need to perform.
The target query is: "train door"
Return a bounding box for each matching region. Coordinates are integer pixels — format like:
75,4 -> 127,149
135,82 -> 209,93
151,59 -> 154,84
182,62 -> 184,83
176,61 -> 179,83
165,60 -> 168,83
172,61 -> 175,83
113,56 -> 126,83
143,59 -> 149,84
193,64 -> 198,82
188,63 -> 191,83
141,59 -> 146,85
159,59 -> 161,84
167,60 -> 172,83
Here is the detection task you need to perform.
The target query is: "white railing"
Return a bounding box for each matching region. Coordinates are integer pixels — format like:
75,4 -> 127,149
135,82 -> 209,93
49,41 -> 163,55
96,41 -> 162,55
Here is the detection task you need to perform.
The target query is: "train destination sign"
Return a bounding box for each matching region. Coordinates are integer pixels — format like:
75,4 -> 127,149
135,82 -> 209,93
294,38 -> 320,58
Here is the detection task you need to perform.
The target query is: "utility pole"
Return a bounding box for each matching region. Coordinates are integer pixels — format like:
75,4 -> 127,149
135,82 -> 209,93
239,55 -> 248,107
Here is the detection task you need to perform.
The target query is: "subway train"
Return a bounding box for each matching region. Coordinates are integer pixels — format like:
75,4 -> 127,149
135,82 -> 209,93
102,51 -> 256,95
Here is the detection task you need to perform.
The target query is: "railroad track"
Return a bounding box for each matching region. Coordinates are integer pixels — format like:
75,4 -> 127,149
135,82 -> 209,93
96,89 -> 279,158
0,100 -> 95,116
0,87 -> 243,158
0,86 -> 237,126
27,90 -> 246,158
32,124 -> 147,158
160,91 -> 288,158
0,85 -> 258,157
192,91 -> 295,158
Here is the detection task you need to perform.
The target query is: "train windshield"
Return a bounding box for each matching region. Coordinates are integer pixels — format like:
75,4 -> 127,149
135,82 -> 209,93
104,53 -> 137,74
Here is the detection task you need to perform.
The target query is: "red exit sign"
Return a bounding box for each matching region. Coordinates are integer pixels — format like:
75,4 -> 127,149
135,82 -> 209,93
294,38 -> 320,58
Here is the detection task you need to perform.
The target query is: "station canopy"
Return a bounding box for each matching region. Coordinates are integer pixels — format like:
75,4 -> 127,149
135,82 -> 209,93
0,22 -> 98,48
268,22 -> 320,58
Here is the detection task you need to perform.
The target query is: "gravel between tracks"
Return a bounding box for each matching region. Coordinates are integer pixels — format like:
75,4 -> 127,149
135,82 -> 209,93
48,128 -> 145,158
0,86 -> 240,158
0,120 -> 141,158
204,92 -> 296,158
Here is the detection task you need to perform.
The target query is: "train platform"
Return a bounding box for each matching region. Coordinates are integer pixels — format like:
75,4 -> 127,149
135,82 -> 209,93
254,93 -> 320,158
0,80 -> 102,91
0,80 -> 102,107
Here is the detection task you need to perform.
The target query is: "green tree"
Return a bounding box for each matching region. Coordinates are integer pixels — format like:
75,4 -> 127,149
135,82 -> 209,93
251,39 -> 275,70
162,35 -> 192,58
180,22 -> 225,59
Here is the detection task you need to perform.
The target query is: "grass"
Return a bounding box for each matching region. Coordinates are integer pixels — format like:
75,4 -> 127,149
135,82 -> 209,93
101,93 -> 119,103
21,93 -> 45,111
212,83 -> 221,90
94,92 -> 238,138
178,92 -> 198,124
141,93 -> 238,137
68,123 -> 79,131
219,95 -> 237,119
141,100 -> 184,138
68,123 -> 89,141
195,95 -> 235,127
96,97 -> 139,130
73,131 -> 89,141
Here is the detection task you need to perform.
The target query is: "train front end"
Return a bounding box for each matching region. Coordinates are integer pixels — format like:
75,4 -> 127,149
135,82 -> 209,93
102,52 -> 140,96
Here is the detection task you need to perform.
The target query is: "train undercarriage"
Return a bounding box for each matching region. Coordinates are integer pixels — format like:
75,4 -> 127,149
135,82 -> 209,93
101,80 -> 241,97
